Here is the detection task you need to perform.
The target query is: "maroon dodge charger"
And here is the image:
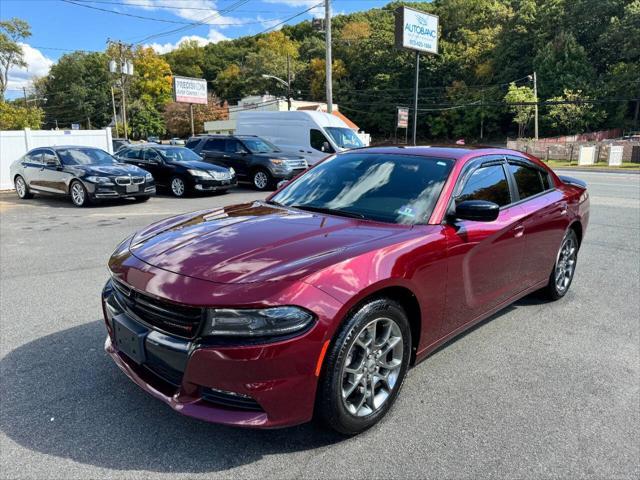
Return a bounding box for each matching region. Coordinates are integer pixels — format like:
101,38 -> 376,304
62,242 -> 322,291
102,146 -> 589,434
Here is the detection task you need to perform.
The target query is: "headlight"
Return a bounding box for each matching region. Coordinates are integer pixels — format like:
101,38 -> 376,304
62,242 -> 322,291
270,159 -> 285,166
144,172 -> 153,181
202,306 -> 315,337
228,167 -> 235,176
188,169 -> 212,178
86,176 -> 114,185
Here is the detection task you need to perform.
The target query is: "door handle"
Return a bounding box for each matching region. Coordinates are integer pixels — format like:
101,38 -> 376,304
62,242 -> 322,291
222,154 -> 230,158
559,202 -> 568,216
513,225 -> 525,238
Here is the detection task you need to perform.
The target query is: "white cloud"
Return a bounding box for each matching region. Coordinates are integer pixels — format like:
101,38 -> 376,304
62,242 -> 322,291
263,0 -> 325,15
123,0 -> 241,26
6,43 -> 54,92
148,29 -> 229,54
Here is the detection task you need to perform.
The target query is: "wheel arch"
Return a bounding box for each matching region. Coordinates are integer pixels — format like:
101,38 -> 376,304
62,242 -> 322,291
569,220 -> 583,247
336,284 -> 423,365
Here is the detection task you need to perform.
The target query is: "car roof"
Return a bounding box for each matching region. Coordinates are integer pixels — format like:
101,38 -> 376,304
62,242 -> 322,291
348,145 -> 527,161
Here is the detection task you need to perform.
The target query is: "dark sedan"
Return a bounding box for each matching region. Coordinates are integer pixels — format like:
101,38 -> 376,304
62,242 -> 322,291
10,146 -> 155,207
115,145 -> 236,197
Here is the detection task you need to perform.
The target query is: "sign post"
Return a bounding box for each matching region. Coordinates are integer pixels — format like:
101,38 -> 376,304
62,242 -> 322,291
173,76 -> 208,137
395,7 -> 439,145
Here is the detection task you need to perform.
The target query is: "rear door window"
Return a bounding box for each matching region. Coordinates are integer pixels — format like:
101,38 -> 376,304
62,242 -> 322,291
26,149 -> 45,164
458,164 -> 511,207
203,138 -> 225,151
225,139 -> 243,153
124,148 -> 142,160
508,163 -> 544,200
143,149 -> 161,162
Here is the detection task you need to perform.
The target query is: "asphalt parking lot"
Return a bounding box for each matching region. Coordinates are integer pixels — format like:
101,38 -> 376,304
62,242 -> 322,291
1,171 -> 639,479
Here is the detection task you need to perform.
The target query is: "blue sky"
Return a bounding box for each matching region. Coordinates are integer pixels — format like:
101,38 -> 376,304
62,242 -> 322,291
2,0 -> 389,99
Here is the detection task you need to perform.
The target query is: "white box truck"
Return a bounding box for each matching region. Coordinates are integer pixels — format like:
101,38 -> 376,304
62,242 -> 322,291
234,111 -> 365,165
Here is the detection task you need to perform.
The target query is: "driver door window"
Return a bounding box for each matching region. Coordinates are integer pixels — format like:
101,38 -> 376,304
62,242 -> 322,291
310,129 -> 334,153
458,164 -> 511,207
143,149 -> 161,163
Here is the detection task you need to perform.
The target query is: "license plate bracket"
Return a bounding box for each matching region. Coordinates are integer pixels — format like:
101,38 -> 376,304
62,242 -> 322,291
113,314 -> 148,364
126,184 -> 139,193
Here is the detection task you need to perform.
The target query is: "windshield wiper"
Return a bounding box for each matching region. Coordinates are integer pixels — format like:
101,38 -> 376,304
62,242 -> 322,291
291,205 -> 364,219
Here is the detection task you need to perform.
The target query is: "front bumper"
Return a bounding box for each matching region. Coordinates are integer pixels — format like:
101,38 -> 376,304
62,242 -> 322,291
270,168 -> 306,180
193,177 -> 237,191
101,268 -> 343,428
87,181 -> 156,199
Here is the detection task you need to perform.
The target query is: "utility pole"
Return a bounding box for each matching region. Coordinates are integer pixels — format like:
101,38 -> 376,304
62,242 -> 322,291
189,104 -> 195,137
286,53 -> 292,111
325,0 -> 333,113
533,71 -> 539,140
412,52 -> 420,146
55,119 -> 59,130
22,87 -> 28,106
111,86 -> 119,137
108,39 -> 133,140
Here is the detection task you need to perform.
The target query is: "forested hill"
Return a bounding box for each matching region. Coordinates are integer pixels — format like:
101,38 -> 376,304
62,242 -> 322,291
164,0 -> 639,140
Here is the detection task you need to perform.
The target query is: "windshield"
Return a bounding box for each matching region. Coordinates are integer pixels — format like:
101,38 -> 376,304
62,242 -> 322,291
57,148 -> 117,166
271,153 -> 453,224
325,127 -> 364,149
159,147 -> 202,162
241,138 -> 280,153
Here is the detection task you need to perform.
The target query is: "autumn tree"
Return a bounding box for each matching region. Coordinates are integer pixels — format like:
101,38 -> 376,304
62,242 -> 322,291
163,95 -> 227,138
0,100 -> 42,129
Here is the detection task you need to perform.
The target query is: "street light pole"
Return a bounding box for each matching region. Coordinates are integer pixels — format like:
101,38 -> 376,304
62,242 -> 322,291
262,74 -> 291,110
533,71 -> 539,140
325,0 -> 333,113
286,53 -> 292,111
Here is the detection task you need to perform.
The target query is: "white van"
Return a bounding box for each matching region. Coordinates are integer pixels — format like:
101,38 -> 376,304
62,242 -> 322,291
235,111 -> 365,165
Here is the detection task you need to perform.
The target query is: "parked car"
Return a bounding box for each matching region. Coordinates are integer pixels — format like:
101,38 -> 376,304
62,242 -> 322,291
186,134 -> 308,190
112,138 -> 131,153
102,146 -> 589,433
115,144 -> 236,197
11,146 -> 155,207
169,138 -> 185,145
235,110 -> 365,165
147,136 -> 160,144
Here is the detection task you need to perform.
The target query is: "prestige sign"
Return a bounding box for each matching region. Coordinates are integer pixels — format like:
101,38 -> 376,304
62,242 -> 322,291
173,76 -> 208,105
397,107 -> 409,128
395,7 -> 439,54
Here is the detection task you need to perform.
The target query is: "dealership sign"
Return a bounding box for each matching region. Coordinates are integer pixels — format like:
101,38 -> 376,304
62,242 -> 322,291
173,76 -> 208,105
397,107 -> 409,128
395,7 -> 439,54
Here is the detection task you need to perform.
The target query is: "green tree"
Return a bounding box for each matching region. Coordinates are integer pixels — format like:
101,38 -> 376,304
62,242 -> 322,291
164,40 -> 205,78
0,100 -> 42,129
547,89 -> 606,134
0,18 -> 31,99
505,82 -> 536,138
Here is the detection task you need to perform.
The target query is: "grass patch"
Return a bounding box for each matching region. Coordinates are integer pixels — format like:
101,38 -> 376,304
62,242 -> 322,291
544,159 -> 640,170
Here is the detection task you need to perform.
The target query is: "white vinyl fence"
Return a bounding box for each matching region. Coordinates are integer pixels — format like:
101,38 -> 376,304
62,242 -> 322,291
0,128 -> 113,190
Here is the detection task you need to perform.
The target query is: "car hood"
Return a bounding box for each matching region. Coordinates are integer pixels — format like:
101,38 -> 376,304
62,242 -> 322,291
128,202 -> 408,284
173,160 -> 228,172
72,163 -> 147,176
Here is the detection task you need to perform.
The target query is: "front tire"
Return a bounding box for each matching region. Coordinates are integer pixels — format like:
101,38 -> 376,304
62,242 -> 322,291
170,176 -> 188,197
251,169 -> 273,191
316,298 -> 411,435
543,229 -> 579,300
70,180 -> 91,207
14,175 -> 33,199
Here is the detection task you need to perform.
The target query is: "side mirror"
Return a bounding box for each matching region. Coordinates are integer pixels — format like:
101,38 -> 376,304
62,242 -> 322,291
453,200 -> 500,222
276,180 -> 289,190
321,141 -> 330,153
45,159 -> 58,167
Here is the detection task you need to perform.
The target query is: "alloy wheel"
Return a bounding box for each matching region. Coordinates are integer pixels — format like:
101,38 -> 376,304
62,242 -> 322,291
555,234 -> 577,293
71,182 -> 85,206
171,177 -> 185,197
340,317 -> 404,417
15,177 -> 26,198
253,171 -> 269,190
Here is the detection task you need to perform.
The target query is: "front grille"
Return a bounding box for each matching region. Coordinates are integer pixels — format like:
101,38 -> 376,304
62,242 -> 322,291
210,171 -> 231,181
200,387 -> 263,411
112,279 -> 203,339
284,159 -> 308,170
115,176 -> 145,185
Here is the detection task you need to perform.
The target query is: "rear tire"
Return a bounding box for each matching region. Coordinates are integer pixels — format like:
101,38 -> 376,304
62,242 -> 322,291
70,180 -> 91,207
14,175 -> 33,199
316,298 -> 411,435
542,229 -> 579,300
251,169 -> 273,191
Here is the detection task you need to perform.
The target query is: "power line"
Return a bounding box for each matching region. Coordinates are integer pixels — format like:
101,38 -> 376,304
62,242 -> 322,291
60,0 -> 287,26
252,1 -> 323,36
63,0 -> 287,13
